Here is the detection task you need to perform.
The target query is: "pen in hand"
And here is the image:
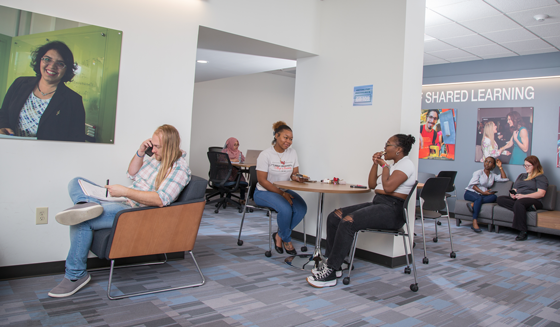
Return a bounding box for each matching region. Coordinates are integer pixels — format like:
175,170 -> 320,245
106,179 -> 109,197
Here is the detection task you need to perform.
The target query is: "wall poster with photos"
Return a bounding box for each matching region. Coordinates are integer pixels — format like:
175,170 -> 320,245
419,108 -> 456,160
0,4 -> 122,143
476,107 -> 534,165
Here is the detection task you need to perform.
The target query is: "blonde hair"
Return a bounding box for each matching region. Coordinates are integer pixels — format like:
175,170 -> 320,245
482,121 -> 495,144
525,155 -> 544,181
154,124 -> 182,190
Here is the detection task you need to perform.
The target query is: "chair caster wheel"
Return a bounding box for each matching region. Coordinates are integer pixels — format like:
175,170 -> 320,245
301,246 -> 308,252
404,267 -> 411,274
413,242 -> 416,248
249,209 -> 253,213
238,208 -> 243,213
343,277 -> 350,285
433,237 -> 438,243
237,240 -> 243,246
265,251 -> 272,257
450,252 -> 456,258
214,209 -> 219,214
423,257 -> 429,264
410,284 -> 419,292
437,221 -> 442,225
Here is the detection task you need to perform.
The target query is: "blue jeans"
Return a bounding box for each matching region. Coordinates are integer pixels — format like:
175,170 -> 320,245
65,177 -> 130,280
463,190 -> 497,220
253,189 -> 307,242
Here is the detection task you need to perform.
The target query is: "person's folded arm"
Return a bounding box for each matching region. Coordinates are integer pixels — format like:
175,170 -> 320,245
517,189 -> 546,200
106,185 -> 163,207
379,169 -> 408,193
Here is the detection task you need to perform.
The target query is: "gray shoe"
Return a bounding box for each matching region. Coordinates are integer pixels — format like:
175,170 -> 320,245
48,274 -> 91,298
55,203 -> 103,226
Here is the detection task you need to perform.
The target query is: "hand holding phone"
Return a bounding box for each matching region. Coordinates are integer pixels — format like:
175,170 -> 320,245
509,189 -> 517,195
145,146 -> 153,157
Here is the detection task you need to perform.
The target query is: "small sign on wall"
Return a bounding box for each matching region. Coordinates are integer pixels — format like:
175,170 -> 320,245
353,85 -> 373,106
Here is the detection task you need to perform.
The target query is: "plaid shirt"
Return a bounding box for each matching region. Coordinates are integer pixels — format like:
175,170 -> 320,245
126,150 -> 191,207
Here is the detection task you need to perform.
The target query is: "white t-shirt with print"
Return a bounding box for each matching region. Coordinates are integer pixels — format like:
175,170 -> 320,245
256,146 -> 299,191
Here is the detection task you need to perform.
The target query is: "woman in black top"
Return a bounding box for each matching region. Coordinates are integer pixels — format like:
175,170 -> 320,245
0,41 -> 85,142
496,155 -> 548,241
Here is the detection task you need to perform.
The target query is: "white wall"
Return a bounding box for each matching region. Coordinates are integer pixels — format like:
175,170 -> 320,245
190,72 -> 295,178
0,0 -> 319,267
293,0 -> 425,258
0,0 -> 424,268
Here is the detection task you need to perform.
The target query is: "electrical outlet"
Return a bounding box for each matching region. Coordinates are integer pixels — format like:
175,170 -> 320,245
36,207 -> 48,225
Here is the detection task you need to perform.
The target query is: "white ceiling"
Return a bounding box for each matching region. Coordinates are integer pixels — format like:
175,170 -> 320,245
424,0 -> 560,65
195,0 -> 560,82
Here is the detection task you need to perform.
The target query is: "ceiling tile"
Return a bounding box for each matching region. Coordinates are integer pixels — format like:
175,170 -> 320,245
545,36 -> 560,47
425,9 -> 455,27
426,0 -> 470,9
480,52 -> 519,59
526,22 -> 560,37
430,0 -> 502,21
484,0 -> 559,13
448,56 -> 482,63
500,38 -> 555,52
428,48 -> 481,59
424,39 -> 457,52
482,28 -> 538,43
423,53 -> 450,65
425,22 -> 476,39
506,5 -> 560,27
515,47 -> 558,55
440,34 -> 494,48
460,15 -> 521,33
461,43 -> 514,56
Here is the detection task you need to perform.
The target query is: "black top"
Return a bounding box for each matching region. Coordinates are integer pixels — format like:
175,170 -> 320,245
0,76 -> 85,142
513,173 -> 548,196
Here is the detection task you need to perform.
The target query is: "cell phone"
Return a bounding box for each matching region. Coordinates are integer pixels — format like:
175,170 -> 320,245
509,189 -> 517,195
351,185 -> 368,189
145,146 -> 153,157
489,190 -> 498,194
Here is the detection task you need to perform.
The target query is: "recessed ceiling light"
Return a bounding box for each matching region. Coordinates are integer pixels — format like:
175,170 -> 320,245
197,60 -> 208,64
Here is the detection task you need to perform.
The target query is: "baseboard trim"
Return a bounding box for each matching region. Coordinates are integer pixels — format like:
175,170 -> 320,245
0,252 -> 185,280
291,231 -> 412,269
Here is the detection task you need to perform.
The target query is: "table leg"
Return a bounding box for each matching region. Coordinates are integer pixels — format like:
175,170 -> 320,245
284,192 -> 326,270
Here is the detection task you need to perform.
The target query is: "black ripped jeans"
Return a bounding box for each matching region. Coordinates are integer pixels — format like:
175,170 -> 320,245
325,194 -> 405,270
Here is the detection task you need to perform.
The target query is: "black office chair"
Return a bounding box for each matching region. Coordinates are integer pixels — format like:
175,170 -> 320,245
237,166 -> 307,256
344,182 -> 419,292
208,146 -> 223,152
434,171 -> 457,226
437,171 -> 457,199
416,177 -> 456,265
207,152 -> 247,213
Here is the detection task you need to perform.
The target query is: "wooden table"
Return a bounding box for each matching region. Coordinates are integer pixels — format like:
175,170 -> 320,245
273,181 -> 371,270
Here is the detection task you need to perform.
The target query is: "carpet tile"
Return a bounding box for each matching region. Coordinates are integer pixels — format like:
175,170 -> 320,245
3,205 -> 560,326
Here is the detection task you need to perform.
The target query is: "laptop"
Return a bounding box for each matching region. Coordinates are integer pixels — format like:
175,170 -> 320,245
243,149 -> 262,165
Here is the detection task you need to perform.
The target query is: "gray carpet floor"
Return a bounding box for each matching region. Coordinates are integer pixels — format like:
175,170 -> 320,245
3,204 -> 560,326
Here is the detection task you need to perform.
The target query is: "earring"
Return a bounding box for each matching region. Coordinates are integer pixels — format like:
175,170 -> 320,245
396,151 -> 400,155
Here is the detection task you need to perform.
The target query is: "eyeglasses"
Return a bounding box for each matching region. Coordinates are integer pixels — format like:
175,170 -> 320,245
41,57 -> 66,70
523,164 -> 532,168
385,143 -> 397,148
427,116 -> 438,121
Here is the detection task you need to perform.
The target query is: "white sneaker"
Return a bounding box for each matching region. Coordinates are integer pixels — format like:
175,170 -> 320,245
55,203 -> 103,226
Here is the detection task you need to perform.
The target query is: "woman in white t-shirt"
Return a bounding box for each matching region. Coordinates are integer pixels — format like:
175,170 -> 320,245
254,121 -> 308,256
307,134 -> 416,288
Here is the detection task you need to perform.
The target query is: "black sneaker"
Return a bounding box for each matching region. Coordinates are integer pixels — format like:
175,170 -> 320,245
307,265 -> 337,288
